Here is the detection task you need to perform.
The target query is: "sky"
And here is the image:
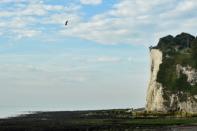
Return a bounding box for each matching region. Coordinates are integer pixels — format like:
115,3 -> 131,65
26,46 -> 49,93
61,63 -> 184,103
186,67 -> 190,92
0,0 -> 197,116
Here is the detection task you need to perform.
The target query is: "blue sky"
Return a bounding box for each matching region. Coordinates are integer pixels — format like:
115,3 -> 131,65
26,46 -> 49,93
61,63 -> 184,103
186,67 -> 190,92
0,0 -> 197,115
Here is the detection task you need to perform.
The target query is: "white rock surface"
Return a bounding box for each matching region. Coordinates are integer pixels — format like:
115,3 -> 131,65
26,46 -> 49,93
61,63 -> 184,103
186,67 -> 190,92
146,49 -> 166,112
176,64 -> 197,86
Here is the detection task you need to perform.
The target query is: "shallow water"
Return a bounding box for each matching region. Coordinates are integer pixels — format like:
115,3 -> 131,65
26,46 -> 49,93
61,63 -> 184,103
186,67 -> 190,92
0,106 -> 28,118
0,106 -> 71,118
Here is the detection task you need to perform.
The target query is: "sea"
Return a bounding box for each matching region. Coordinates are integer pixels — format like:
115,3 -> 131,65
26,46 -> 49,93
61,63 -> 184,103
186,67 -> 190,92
0,106 -> 70,118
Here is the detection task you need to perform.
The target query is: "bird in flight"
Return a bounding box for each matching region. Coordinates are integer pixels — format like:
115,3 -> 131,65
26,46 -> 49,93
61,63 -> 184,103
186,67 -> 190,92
65,20 -> 68,26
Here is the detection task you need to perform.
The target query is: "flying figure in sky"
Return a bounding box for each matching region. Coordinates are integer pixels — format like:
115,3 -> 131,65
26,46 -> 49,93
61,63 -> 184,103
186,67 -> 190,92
65,20 -> 68,26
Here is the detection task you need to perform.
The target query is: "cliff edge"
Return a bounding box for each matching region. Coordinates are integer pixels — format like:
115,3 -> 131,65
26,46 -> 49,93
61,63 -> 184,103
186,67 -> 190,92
146,33 -> 197,113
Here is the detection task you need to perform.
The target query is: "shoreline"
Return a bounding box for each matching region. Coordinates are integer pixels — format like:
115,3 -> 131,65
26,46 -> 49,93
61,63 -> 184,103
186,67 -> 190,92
0,109 -> 197,130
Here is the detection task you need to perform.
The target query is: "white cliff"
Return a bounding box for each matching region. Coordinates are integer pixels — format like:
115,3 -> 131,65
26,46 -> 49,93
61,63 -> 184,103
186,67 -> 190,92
146,33 -> 197,114
146,49 -> 197,113
146,49 -> 166,112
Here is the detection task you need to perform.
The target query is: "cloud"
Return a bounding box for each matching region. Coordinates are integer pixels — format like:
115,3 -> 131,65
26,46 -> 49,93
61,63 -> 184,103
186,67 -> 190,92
160,0 -> 197,18
0,0 -> 27,3
42,4 -> 81,25
0,1 -> 73,39
95,57 -> 121,63
60,0 -> 197,45
14,29 -> 42,39
60,0 -> 166,44
0,55 -> 91,88
80,0 -> 102,5
0,0 -> 196,45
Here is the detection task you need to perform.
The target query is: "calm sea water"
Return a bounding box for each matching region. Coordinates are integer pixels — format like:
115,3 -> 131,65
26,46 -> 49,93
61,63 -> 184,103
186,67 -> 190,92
0,106 -> 71,118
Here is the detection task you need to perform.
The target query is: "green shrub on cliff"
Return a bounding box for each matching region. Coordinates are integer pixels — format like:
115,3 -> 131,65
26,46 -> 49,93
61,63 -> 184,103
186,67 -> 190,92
155,33 -> 197,94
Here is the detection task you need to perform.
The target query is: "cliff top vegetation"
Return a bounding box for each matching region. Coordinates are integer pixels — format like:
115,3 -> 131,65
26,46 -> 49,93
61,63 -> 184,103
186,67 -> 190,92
152,33 -> 197,98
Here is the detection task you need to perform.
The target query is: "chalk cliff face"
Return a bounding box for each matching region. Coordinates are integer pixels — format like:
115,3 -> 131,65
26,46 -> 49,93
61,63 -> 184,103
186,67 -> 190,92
146,33 -> 197,113
146,49 -> 165,112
